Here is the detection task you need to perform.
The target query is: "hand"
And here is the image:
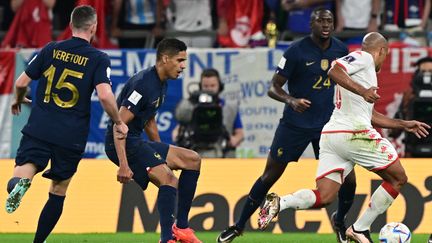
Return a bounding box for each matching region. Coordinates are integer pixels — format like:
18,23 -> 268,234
361,87 -> 380,103
11,97 -> 31,115
289,98 -> 311,113
402,120 -> 431,139
114,122 -> 128,140
117,165 -> 134,184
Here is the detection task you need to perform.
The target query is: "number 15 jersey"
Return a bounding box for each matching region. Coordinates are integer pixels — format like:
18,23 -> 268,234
23,37 -> 111,152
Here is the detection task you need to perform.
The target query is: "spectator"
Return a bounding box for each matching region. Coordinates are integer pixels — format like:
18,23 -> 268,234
173,68 -> 244,158
383,0 -> 431,31
335,0 -> 380,33
57,0 -> 117,49
389,56 -> 432,157
165,0 -> 215,48
0,1 -> 15,31
1,0 -> 56,48
280,0 -> 334,34
110,0 -> 164,48
52,0 -> 75,31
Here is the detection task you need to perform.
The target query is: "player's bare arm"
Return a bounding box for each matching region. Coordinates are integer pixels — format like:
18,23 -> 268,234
96,83 -> 128,138
267,73 -> 311,112
11,72 -> 32,115
372,109 -> 430,138
328,63 -> 380,103
144,116 -> 161,142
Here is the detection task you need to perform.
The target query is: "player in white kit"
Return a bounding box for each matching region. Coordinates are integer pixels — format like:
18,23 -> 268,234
257,32 -> 430,243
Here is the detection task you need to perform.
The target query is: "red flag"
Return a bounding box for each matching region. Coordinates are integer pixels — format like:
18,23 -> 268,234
217,0 -> 263,47
0,51 -> 16,94
0,50 -> 16,158
1,0 -> 52,48
57,0 -> 117,49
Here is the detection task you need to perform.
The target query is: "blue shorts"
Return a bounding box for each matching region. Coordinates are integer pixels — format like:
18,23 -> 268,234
105,138 -> 169,190
269,122 -> 322,164
16,134 -> 83,181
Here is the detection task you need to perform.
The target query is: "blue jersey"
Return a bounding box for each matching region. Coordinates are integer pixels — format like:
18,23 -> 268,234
107,66 -> 167,140
23,37 -> 111,152
276,36 -> 348,129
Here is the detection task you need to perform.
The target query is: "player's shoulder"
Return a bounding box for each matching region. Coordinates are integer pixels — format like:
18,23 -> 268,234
126,68 -> 152,90
85,46 -> 110,61
283,37 -> 307,55
330,37 -> 349,53
39,41 -> 57,52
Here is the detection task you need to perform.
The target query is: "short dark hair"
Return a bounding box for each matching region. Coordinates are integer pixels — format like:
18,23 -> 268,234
201,68 -> 220,81
156,38 -> 187,61
70,5 -> 97,31
200,68 -> 224,92
310,7 -> 333,21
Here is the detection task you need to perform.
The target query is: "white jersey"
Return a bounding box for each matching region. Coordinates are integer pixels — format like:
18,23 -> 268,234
323,51 -> 377,132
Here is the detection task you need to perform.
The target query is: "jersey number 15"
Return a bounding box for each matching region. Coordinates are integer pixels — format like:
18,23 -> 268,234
43,64 -> 83,108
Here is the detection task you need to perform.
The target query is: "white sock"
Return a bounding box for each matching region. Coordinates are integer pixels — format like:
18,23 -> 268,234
353,183 -> 398,231
279,189 -> 317,211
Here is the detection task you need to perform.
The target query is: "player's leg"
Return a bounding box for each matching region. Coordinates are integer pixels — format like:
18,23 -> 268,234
33,178 -> 72,243
345,132 -> 401,243
148,163 -> 179,243
332,170 -> 356,243
347,159 -> 406,243
217,124 -> 309,242
217,154 -> 287,242
258,175 -> 342,230
33,144 -> 82,243
6,135 -> 50,213
311,134 -> 356,243
165,144 -> 202,243
259,134 -> 352,230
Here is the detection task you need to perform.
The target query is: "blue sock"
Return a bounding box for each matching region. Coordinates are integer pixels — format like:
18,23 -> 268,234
7,177 -> 21,193
336,179 -> 356,224
33,193 -> 65,243
158,185 -> 177,243
236,178 -> 271,230
176,170 -> 200,229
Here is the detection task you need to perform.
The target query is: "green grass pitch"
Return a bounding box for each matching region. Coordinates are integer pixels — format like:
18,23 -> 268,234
0,232 -> 429,242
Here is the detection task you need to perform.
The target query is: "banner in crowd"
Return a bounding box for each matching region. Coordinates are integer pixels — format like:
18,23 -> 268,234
0,158 -> 431,233
5,45 -> 432,158
0,51 -> 15,158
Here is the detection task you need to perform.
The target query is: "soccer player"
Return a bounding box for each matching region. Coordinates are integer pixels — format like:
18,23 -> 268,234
104,38 -> 202,243
217,8 -> 356,243
5,5 -> 129,243
258,32 -> 430,243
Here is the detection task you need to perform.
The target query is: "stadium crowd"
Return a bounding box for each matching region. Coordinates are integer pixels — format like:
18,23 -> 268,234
1,0 -> 431,49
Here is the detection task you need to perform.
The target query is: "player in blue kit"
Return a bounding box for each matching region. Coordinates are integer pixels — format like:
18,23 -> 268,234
217,8 -> 355,243
105,38 -> 202,243
5,5 -> 129,243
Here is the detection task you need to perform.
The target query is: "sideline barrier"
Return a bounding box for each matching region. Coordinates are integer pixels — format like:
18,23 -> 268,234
0,158 -> 431,233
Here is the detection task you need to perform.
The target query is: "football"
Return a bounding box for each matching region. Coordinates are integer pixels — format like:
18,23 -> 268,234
379,222 -> 411,243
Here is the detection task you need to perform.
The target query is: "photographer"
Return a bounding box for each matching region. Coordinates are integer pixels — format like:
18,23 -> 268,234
173,68 -> 244,158
390,56 -> 432,156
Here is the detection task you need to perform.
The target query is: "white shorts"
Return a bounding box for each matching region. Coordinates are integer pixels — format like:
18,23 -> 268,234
317,129 -> 399,184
